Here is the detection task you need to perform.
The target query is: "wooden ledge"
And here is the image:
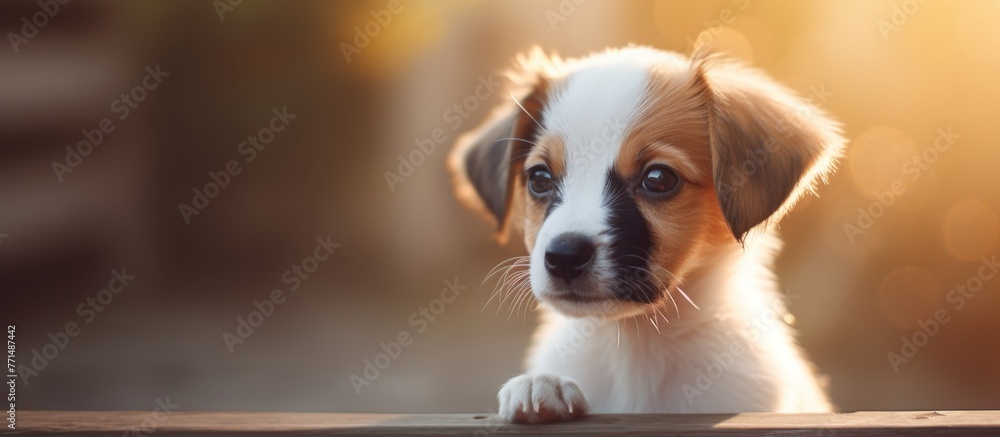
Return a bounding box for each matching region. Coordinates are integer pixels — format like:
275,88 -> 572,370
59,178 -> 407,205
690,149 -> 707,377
11,410 -> 1000,436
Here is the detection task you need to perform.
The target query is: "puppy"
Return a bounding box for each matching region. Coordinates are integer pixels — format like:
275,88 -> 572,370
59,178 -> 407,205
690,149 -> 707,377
449,46 -> 844,423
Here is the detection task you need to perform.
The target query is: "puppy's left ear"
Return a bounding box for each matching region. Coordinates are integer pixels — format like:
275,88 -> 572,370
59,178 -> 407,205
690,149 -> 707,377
700,59 -> 846,243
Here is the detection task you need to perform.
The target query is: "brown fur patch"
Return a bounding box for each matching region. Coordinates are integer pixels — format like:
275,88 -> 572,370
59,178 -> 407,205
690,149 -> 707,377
522,134 -> 566,251
607,55 -> 843,283
612,65 -> 733,288
700,61 -> 844,242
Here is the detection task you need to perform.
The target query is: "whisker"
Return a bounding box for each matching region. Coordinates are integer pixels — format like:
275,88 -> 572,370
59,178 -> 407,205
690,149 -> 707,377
613,261 -> 691,322
648,316 -> 661,334
498,149 -> 536,171
510,92 -> 549,135
625,265 -> 668,303
520,291 -> 537,321
493,271 -> 523,316
495,284 -> 518,317
674,285 -> 700,311
493,262 -> 530,313
651,263 -> 686,286
496,137 -> 543,148
509,278 -> 533,319
502,286 -> 523,321
497,260 -> 530,289
505,274 -> 534,322
642,263 -> 697,312
511,277 -> 531,314
507,287 -> 533,323
632,267 -> 679,322
616,319 -> 621,350
480,256 -> 530,313
654,305 -> 671,325
664,288 -> 680,319
482,280 -> 513,313
482,256 -> 529,286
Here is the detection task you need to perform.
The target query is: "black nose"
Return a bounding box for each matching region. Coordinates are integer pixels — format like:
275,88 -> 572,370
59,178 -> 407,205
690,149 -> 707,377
544,234 -> 595,284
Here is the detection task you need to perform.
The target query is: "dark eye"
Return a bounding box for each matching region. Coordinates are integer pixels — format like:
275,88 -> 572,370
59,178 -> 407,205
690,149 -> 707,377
640,165 -> 680,196
527,165 -> 555,197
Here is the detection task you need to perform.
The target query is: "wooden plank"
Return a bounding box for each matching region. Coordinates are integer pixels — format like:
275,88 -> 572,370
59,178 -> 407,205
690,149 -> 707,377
10,410 -> 1000,436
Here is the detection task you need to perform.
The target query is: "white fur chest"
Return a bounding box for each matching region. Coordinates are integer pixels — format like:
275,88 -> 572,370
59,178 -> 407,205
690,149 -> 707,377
522,272 -> 837,417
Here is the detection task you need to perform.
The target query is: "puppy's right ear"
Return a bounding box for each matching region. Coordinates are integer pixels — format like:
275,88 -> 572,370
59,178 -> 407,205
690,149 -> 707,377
448,75 -> 550,244
697,55 -> 845,244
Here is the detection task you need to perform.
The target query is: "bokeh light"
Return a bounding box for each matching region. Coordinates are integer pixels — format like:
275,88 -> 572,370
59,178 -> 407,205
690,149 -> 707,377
941,199 -> 1000,262
848,126 -> 918,199
4,0 -> 999,416
692,26 -> 754,65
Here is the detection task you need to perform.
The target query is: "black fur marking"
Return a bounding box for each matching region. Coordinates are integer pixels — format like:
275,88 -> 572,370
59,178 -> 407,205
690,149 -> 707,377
603,170 -> 659,303
465,123 -> 516,221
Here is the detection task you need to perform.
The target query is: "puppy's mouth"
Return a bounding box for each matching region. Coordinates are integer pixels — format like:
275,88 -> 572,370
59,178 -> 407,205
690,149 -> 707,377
534,277 -> 669,319
545,290 -> 610,304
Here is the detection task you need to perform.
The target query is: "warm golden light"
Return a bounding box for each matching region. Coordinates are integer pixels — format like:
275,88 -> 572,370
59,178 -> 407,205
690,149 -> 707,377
848,126 -> 917,199
6,0 -> 1000,416
954,0 -> 1000,65
878,266 -> 943,330
942,199 -> 1000,262
693,26 -> 754,65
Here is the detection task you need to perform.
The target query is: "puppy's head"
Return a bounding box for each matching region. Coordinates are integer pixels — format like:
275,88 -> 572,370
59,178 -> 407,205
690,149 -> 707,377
450,47 -> 844,320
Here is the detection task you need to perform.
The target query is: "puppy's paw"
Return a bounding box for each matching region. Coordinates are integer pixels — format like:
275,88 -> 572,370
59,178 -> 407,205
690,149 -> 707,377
497,374 -> 588,423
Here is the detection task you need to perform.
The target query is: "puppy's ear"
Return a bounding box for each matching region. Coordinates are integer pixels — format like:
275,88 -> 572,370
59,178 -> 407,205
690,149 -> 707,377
699,57 -> 845,243
448,73 -> 550,243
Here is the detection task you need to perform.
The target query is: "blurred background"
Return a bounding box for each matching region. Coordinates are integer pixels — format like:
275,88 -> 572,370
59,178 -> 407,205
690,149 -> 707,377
2,0 -> 999,414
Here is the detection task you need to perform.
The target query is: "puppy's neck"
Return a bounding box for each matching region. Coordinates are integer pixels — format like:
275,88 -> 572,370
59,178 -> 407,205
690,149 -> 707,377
646,229 -> 786,333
